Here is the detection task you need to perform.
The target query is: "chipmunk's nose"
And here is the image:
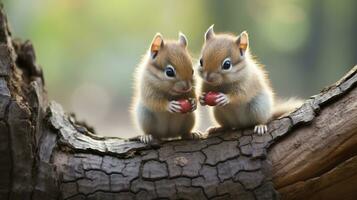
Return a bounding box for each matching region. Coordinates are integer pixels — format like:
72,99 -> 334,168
181,81 -> 192,92
176,81 -> 192,93
205,73 -> 215,83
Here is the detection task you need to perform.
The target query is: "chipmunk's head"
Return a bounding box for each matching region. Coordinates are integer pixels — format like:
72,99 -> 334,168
146,32 -> 194,96
198,25 -> 250,86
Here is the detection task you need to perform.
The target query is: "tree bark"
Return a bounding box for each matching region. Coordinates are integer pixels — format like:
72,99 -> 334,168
0,5 -> 356,200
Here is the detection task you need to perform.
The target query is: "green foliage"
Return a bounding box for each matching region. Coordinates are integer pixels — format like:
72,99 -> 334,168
3,0 -> 356,136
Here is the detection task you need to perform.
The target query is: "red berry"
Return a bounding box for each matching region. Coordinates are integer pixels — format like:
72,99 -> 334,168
205,92 -> 219,106
178,99 -> 191,113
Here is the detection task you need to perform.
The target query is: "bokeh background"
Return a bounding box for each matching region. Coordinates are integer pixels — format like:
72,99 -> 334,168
3,0 -> 357,137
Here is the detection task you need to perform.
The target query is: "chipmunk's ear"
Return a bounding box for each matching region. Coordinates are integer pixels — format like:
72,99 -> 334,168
178,32 -> 188,47
205,24 -> 215,41
236,31 -> 249,56
150,33 -> 164,59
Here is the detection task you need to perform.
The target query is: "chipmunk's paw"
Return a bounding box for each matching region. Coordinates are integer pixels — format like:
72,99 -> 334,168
191,132 -> 202,140
139,134 -> 153,144
182,132 -> 202,140
168,100 -> 182,113
199,93 -> 206,106
254,124 -> 268,135
206,126 -> 227,135
216,93 -> 230,106
188,98 -> 197,112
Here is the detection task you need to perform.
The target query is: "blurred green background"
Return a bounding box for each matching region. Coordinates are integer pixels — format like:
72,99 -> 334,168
3,0 -> 356,137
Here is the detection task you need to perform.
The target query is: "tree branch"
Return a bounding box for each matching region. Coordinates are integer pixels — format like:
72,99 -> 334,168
0,5 -> 356,200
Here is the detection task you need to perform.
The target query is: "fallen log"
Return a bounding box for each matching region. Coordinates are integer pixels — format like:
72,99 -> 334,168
0,5 -> 356,200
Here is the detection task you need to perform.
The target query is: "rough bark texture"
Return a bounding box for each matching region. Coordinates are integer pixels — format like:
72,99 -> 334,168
0,5 -> 356,200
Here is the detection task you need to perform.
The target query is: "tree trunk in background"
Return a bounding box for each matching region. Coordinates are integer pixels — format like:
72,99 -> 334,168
0,5 -> 357,200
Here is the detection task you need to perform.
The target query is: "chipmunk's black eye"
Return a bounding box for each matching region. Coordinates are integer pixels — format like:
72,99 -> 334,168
164,65 -> 176,78
199,58 -> 203,67
222,58 -> 232,70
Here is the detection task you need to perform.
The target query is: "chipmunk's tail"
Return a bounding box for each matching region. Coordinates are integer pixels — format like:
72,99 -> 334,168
273,97 -> 304,119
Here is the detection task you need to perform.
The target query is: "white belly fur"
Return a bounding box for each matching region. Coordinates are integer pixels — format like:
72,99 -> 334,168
153,112 -> 193,137
136,103 -> 195,138
212,91 -> 272,128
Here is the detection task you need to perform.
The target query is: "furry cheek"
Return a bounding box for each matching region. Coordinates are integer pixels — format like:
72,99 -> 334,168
225,68 -> 246,83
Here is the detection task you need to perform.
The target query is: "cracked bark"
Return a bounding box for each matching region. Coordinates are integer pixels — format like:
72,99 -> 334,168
0,5 -> 357,200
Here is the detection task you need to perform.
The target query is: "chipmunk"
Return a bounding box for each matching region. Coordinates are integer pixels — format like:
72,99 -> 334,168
198,25 -> 302,135
131,32 -> 200,144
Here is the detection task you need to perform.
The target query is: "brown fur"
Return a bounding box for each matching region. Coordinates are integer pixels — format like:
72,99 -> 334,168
131,33 -> 198,142
150,40 -> 193,81
201,34 -> 241,72
272,98 -> 303,118
199,32 -> 266,104
133,38 -> 196,112
198,27 -> 302,133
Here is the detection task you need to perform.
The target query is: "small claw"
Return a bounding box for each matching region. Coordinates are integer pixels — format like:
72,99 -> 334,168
169,107 -> 180,113
199,98 -> 206,106
168,101 -> 182,113
215,93 -> 229,106
182,132 -> 202,140
199,93 -> 206,106
217,99 -> 229,106
191,132 -> 202,140
254,124 -> 268,135
139,135 -> 153,144
172,101 -> 181,107
189,98 -> 197,112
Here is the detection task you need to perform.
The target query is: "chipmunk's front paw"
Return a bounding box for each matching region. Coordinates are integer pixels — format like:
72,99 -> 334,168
188,98 -> 197,112
216,93 -> 230,106
168,100 -> 182,113
139,134 -> 153,144
199,93 -> 207,106
254,124 -> 268,135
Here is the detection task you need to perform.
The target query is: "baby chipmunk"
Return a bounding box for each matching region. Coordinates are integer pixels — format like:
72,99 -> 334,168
198,25 -> 302,135
132,32 -> 200,144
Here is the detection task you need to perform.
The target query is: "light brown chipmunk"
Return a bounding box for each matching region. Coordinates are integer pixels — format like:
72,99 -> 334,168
132,33 -> 200,144
198,25 -> 302,135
